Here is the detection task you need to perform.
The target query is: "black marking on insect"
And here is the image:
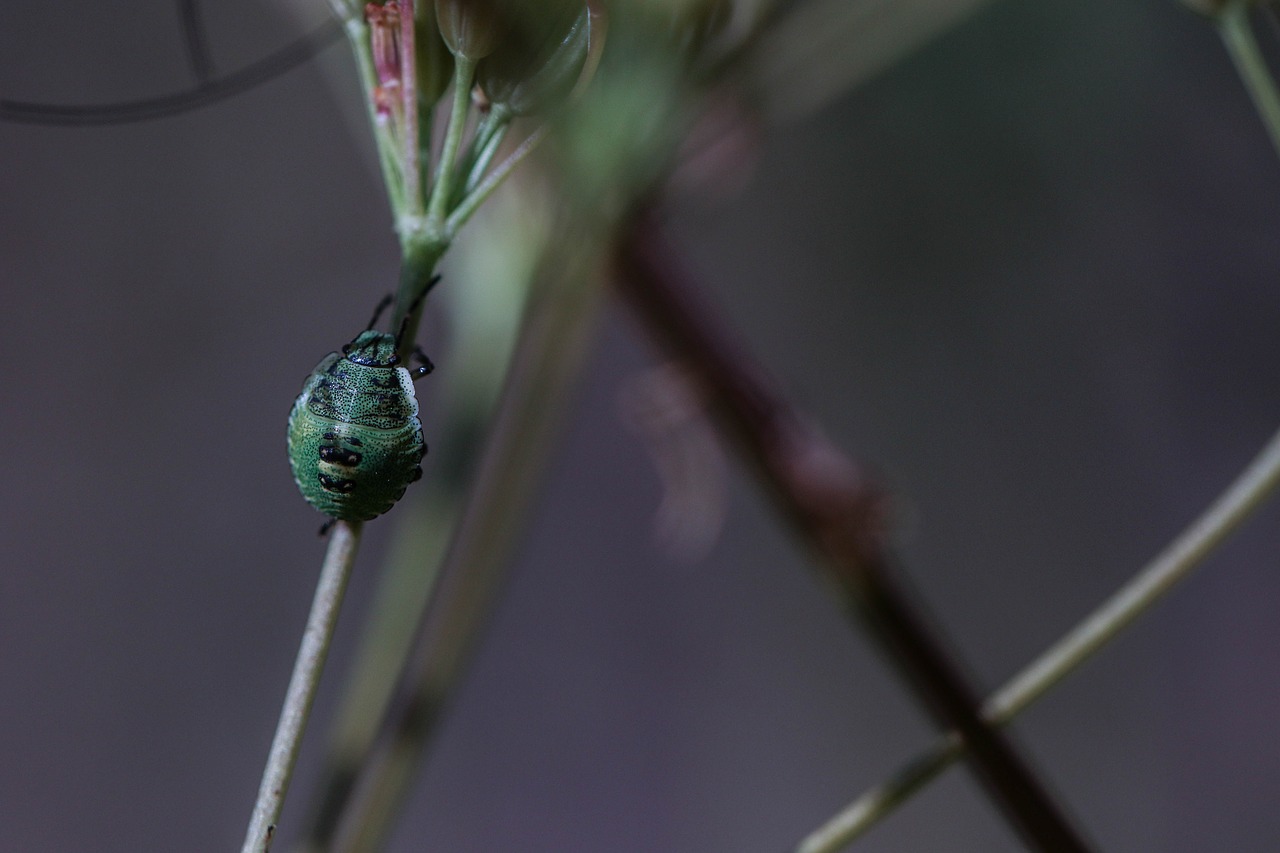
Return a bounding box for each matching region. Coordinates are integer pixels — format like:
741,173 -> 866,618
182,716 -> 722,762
317,473 -> 358,494
318,446 -> 363,467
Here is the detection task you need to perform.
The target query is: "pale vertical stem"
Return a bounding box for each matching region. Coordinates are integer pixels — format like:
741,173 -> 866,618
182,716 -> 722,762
241,522 -> 363,853
427,56 -> 477,230
798,425 -> 1280,852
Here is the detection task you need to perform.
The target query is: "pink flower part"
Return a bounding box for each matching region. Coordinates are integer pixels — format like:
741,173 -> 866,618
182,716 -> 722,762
366,2 -> 403,89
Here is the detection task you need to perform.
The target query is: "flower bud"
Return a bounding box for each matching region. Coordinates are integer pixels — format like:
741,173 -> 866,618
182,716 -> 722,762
477,3 -> 595,116
435,0 -> 502,61
415,1 -> 454,104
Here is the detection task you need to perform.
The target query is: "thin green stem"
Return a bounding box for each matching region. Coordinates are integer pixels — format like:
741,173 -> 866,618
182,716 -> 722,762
462,118 -> 511,195
445,125 -> 549,238
241,521 -> 364,853
798,425 -> 1280,852
1217,0 -> 1280,159
458,106 -> 513,197
338,14 -> 408,218
427,56 -> 477,232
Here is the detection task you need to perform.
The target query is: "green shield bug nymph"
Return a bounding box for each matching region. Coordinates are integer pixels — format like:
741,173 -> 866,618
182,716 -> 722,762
287,289 -> 437,525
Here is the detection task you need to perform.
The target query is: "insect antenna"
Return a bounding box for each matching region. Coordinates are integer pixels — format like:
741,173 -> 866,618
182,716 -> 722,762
366,294 -> 394,331
394,274 -> 442,350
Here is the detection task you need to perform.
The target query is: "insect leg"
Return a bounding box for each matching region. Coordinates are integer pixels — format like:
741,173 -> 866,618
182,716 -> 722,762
410,274 -> 443,312
318,519 -> 335,537
411,347 -> 435,380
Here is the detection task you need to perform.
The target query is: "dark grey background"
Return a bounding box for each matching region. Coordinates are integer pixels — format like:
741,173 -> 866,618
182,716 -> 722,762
2,1 -> 1279,850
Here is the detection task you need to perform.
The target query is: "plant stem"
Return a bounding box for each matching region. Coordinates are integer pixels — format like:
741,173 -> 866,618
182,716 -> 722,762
615,216 -> 1091,853
460,106 -> 512,196
744,0 -> 995,122
797,425 -> 1280,851
1217,0 -> 1280,159
427,56 -> 477,232
332,8 -> 408,220
313,227 -> 608,853
399,0 -> 423,218
241,521 -> 364,853
446,125 -> 549,238
291,241 -> 534,853
391,235 -> 447,354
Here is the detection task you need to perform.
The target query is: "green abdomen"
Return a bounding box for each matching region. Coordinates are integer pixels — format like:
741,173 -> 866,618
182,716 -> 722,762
287,356 -> 425,522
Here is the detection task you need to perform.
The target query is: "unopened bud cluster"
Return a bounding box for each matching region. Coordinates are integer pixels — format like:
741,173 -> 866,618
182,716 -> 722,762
365,0 -> 598,125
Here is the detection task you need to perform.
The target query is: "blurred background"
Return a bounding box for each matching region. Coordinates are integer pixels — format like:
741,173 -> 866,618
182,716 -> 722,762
2,0 -> 1280,850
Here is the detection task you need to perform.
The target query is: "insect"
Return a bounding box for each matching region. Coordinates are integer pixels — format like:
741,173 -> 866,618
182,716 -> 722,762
287,287 -> 437,526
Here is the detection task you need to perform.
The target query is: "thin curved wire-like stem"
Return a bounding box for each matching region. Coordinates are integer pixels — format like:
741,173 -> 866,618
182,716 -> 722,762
0,20 -> 342,126
241,521 -> 364,853
798,424 -> 1280,852
177,0 -> 215,83
1217,0 -> 1280,158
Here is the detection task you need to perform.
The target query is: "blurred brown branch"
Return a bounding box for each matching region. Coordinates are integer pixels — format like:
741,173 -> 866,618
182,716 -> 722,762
614,212 -> 1092,853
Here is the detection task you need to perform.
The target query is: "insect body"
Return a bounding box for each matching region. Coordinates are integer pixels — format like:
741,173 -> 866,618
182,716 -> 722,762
287,305 -> 432,523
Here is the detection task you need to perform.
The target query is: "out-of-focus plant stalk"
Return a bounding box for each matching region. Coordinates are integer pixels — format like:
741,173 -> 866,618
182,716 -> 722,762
247,3 -> 585,848
290,196 -> 539,853
744,0 -> 995,121
276,1 -> 1112,850
795,0 -> 1280,842
328,222 -> 609,853
797,424 -> 1280,851
615,217 -> 1092,853
1214,0 -> 1280,158
294,13 -> 678,848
